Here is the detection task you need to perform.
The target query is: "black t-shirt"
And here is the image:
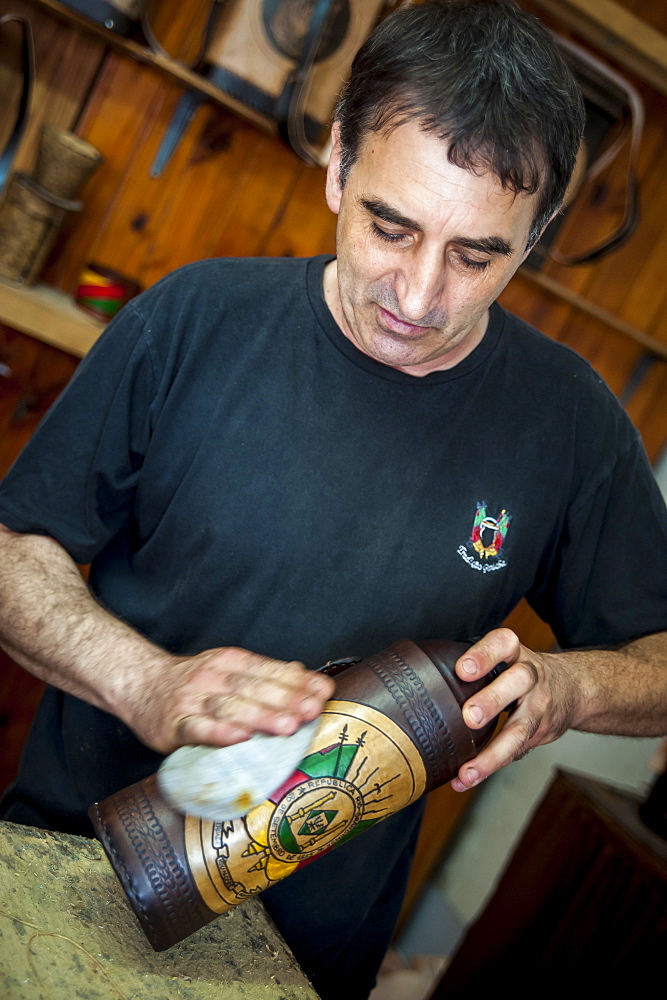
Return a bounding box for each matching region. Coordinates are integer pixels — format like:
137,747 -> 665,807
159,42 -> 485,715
1,253 -> 665,824
0,256 -> 665,990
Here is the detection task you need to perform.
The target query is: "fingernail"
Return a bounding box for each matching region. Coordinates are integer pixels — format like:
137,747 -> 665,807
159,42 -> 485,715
467,705 -> 483,724
466,766 -> 480,785
459,658 -> 476,675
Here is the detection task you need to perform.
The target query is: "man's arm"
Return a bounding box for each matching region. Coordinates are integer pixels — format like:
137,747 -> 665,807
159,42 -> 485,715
0,524 -> 334,755
451,627 -> 667,791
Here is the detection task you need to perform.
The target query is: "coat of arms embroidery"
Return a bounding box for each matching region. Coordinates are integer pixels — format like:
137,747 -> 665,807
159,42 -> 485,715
471,502 -> 511,559
457,501 -> 512,573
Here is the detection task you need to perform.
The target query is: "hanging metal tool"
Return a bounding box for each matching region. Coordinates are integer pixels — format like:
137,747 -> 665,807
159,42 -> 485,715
150,88 -> 208,178
145,0 -> 228,178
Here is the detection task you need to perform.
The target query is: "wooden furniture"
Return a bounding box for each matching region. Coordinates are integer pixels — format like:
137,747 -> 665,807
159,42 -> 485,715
0,818 -> 318,999
432,769 -> 667,995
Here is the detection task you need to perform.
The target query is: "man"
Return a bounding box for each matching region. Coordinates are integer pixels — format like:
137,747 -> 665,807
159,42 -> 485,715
0,2 -> 665,997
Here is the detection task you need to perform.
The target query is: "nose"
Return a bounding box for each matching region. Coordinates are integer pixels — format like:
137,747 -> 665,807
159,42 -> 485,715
395,246 -> 444,323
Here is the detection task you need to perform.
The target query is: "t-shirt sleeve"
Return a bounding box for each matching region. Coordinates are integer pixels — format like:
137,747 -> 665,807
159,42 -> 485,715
0,303 -> 158,564
527,430 -> 667,649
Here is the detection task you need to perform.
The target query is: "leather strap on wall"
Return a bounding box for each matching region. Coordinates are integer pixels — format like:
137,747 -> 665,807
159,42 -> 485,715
551,33 -> 644,265
275,0 -> 338,165
280,0 -> 410,165
142,0 -> 229,71
0,13 -> 34,195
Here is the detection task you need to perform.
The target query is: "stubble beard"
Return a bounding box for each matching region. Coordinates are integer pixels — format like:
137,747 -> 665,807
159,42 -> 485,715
369,280 -> 449,333
345,280 -> 459,368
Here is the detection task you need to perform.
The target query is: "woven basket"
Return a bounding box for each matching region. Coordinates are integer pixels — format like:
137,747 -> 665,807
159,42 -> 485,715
0,173 -> 74,284
35,126 -> 104,201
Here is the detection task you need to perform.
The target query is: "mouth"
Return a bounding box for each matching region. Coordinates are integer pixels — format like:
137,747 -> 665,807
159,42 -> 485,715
375,304 -> 433,337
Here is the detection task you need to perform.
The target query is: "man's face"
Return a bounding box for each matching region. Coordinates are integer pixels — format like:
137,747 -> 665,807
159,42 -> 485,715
324,120 -> 541,375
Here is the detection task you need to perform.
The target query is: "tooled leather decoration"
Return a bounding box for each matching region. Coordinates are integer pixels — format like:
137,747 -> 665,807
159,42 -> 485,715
96,782 -> 211,946
366,648 -> 457,788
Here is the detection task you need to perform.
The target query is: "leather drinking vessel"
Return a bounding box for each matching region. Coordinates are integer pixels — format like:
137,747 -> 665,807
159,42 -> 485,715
90,638 -> 506,950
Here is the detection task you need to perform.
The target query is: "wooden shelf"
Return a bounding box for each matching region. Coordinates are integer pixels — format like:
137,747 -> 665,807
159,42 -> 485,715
26,0 -> 276,134
33,0 -> 667,103
0,277 -> 104,357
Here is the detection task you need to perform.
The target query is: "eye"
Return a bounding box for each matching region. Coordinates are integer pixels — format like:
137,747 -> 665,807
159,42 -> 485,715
371,222 -> 409,244
453,251 -> 490,272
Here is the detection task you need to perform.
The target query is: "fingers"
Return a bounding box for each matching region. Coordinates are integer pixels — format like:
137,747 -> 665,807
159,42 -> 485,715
456,628 -> 538,731
451,636 -> 579,792
192,651 -> 331,716
460,655 -> 539,730
230,650 -> 334,721
450,709 -> 541,791
456,628 -> 521,682
155,647 -> 335,753
174,713 -> 254,748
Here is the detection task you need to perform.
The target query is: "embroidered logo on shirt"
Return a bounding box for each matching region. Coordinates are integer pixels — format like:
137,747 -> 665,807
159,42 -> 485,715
457,501 -> 511,573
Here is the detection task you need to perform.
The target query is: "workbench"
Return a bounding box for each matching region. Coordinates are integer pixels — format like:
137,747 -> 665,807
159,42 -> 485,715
0,819 -> 319,999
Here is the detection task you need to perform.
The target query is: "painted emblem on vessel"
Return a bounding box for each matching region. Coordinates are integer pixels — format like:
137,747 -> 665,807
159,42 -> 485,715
185,700 -> 427,913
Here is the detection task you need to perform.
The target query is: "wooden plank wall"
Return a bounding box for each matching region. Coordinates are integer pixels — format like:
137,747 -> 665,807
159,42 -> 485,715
1,0 -> 338,295
0,0 -> 666,843
508,1 -> 667,470
499,0 -> 667,649
0,1 -> 104,173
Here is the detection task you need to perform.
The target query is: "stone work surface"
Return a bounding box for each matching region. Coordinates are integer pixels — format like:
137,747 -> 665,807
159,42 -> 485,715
0,819 -> 318,1000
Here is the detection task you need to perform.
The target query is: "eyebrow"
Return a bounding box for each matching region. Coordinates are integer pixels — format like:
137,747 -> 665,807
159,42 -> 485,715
362,198 -> 419,231
361,197 -> 515,257
456,235 -> 514,257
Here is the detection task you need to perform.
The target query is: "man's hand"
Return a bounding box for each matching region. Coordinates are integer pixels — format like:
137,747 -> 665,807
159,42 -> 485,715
450,626 -> 667,790
450,627 -> 581,791
0,527 -> 335,758
123,647 -> 335,755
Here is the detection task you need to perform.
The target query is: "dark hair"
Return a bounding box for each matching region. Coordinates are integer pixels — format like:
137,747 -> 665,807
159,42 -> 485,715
335,0 -> 585,247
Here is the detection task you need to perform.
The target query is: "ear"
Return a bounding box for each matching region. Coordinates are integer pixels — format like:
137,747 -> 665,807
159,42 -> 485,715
325,122 -> 344,215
